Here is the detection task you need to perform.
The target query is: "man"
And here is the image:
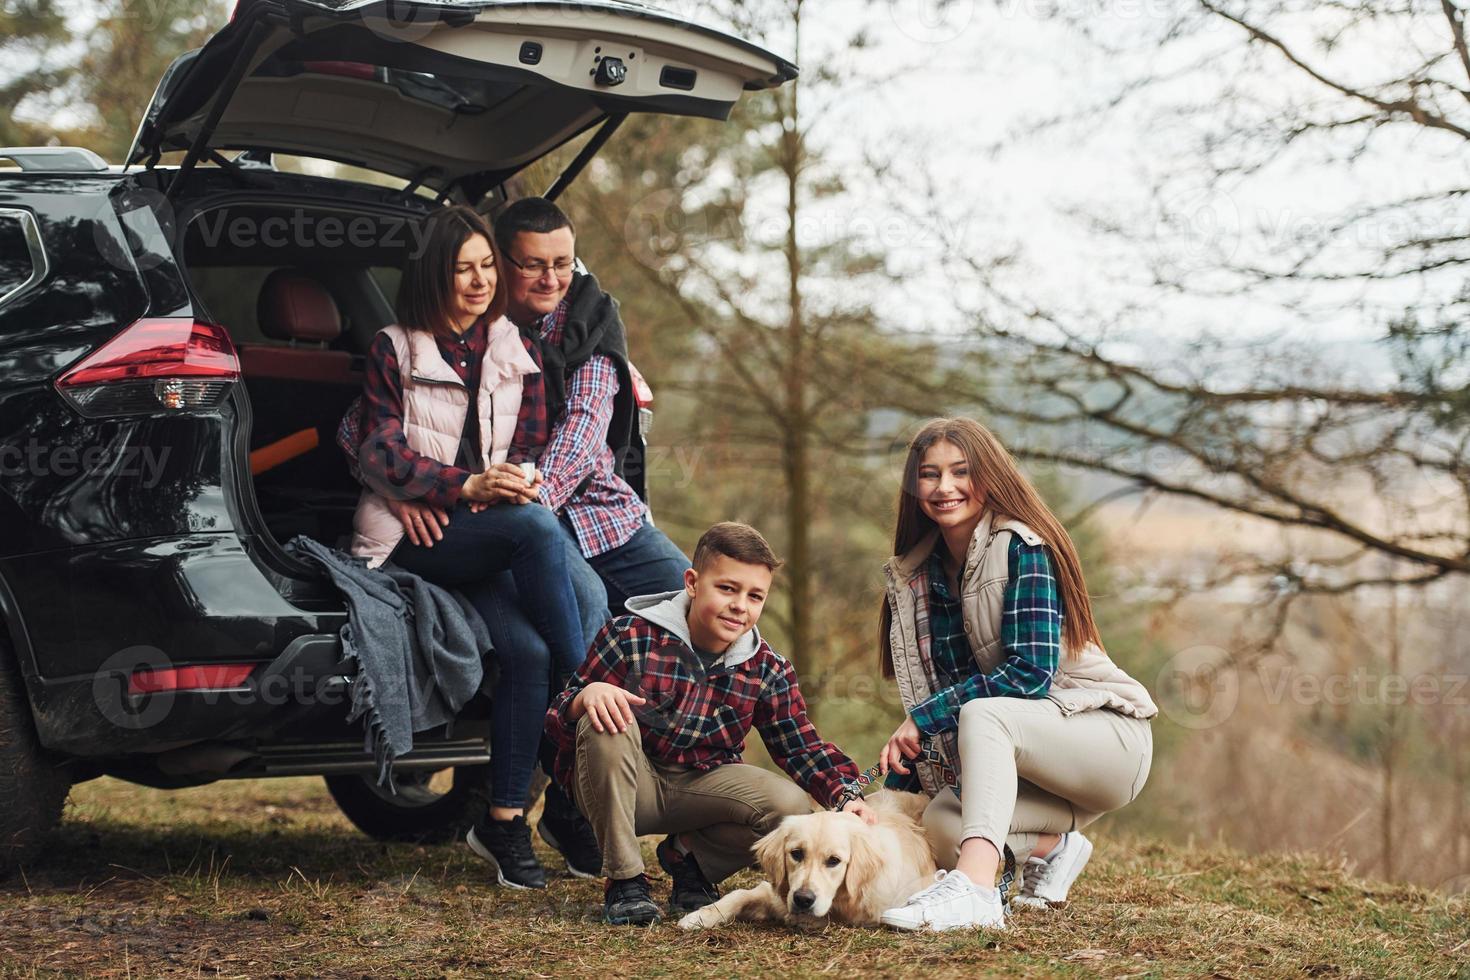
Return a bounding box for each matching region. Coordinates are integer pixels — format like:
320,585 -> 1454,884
492,196 -> 690,613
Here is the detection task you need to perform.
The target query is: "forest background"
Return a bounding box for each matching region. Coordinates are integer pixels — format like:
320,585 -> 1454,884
5,0 -> 1469,896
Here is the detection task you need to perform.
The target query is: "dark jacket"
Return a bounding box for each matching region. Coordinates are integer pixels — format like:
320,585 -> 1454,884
537,271 -> 646,501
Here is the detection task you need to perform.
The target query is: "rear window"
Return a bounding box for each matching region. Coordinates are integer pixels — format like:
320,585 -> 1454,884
182,204 -> 416,343
0,210 -> 42,307
188,265 -> 283,344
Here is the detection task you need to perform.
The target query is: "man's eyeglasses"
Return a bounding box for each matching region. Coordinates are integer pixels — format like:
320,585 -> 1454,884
504,254 -> 576,280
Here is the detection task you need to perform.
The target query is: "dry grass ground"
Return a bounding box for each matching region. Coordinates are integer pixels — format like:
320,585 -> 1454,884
0,776 -> 1465,979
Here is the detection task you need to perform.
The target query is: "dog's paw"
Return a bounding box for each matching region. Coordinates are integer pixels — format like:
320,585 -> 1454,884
678,907 -> 720,931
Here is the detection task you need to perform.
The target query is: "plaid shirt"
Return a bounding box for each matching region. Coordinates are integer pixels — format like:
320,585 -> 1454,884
908,537 -> 1062,736
546,614 -> 863,809
532,301 -> 647,558
351,319 -> 549,509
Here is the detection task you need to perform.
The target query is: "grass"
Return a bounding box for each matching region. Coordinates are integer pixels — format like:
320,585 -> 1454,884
0,777 -> 1465,979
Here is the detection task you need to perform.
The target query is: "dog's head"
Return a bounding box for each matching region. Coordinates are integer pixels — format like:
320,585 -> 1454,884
753,811 -> 883,921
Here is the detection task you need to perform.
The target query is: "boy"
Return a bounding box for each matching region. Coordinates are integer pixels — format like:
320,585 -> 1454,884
544,522 -> 874,925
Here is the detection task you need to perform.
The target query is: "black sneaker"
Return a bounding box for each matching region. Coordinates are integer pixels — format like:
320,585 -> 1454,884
656,835 -> 719,913
538,785 -> 602,880
466,815 -> 547,890
604,874 -> 661,926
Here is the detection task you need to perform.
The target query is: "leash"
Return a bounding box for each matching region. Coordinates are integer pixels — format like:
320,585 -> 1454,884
854,759 -> 885,791
851,758 -> 1019,910
998,845 -> 1017,910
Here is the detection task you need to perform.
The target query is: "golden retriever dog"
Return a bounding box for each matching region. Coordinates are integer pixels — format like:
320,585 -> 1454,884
677,790 -> 937,930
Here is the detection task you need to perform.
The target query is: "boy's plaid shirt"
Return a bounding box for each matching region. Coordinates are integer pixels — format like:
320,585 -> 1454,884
546,615 -> 863,809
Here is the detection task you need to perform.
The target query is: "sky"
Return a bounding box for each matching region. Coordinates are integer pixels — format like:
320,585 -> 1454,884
12,0 -> 1461,383
670,0 -> 1466,383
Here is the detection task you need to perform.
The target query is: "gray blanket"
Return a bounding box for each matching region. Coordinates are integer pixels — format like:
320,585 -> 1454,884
287,537 -> 490,787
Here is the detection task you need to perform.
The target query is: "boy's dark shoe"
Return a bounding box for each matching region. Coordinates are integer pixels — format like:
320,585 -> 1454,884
657,835 -> 720,913
466,815 -> 548,890
538,784 -> 602,879
604,874 -> 662,926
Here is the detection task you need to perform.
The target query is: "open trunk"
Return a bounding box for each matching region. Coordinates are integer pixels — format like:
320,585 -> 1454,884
181,195 -> 416,553
129,0 -> 797,204
184,196 -> 415,552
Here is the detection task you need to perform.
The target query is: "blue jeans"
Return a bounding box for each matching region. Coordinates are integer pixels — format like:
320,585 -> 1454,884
488,529 -> 611,807
390,502 -> 585,809
584,517 -> 691,613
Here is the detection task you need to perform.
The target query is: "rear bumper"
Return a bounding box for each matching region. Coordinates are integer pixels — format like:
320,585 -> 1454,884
1,533 -> 356,756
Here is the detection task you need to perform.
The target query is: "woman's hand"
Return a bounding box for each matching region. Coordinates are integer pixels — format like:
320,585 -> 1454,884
880,715 -> 923,776
386,498 -> 450,546
570,681 -> 647,733
462,463 -> 541,505
839,797 -> 879,825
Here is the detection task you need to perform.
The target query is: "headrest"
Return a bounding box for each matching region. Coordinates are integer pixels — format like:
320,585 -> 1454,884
257,269 -> 342,343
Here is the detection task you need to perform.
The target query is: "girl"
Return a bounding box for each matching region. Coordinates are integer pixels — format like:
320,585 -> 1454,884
874,418 -> 1157,932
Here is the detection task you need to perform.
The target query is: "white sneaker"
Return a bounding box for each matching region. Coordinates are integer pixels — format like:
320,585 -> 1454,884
1013,832 -> 1092,909
879,870 -> 1006,932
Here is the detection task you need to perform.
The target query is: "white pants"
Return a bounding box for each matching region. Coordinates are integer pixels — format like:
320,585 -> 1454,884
922,697 -> 1153,867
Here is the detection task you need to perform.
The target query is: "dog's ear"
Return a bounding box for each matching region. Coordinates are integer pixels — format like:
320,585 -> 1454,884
835,826 -> 884,921
753,820 -> 792,896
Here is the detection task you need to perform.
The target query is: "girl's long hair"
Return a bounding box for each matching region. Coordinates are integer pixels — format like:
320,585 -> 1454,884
397,205 -> 507,338
878,417 -> 1101,678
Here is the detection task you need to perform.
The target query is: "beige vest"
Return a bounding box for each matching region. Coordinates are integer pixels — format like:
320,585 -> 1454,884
884,511 -> 1158,796
350,318 -> 539,568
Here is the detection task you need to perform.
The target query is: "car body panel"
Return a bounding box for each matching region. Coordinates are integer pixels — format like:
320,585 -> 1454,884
2,533 -> 350,754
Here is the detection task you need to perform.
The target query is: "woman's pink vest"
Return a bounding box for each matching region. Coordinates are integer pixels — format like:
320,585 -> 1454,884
350,317 -> 539,568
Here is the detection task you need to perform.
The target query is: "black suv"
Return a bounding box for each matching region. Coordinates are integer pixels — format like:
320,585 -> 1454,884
0,0 -> 794,871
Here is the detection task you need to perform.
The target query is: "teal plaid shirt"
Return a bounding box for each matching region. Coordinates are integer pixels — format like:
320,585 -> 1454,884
909,537 -> 1062,737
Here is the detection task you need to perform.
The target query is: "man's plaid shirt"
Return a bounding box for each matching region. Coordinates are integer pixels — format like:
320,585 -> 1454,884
546,614 -> 863,809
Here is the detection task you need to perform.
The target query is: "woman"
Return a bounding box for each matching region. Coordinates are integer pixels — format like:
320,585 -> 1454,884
874,418 -> 1157,932
350,205 -> 586,890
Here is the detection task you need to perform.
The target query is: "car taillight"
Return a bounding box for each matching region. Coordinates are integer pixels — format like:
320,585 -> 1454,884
628,362 -> 654,440
56,317 -> 239,418
129,663 -> 256,695
628,362 -> 654,409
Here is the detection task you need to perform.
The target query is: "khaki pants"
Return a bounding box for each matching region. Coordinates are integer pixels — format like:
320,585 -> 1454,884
923,697 -> 1153,867
571,715 -> 815,882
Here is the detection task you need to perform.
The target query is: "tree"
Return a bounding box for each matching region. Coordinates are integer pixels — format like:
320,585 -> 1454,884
561,0 -> 953,681
1,0 -> 225,159
916,0 -> 1470,652
0,0 -> 70,147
